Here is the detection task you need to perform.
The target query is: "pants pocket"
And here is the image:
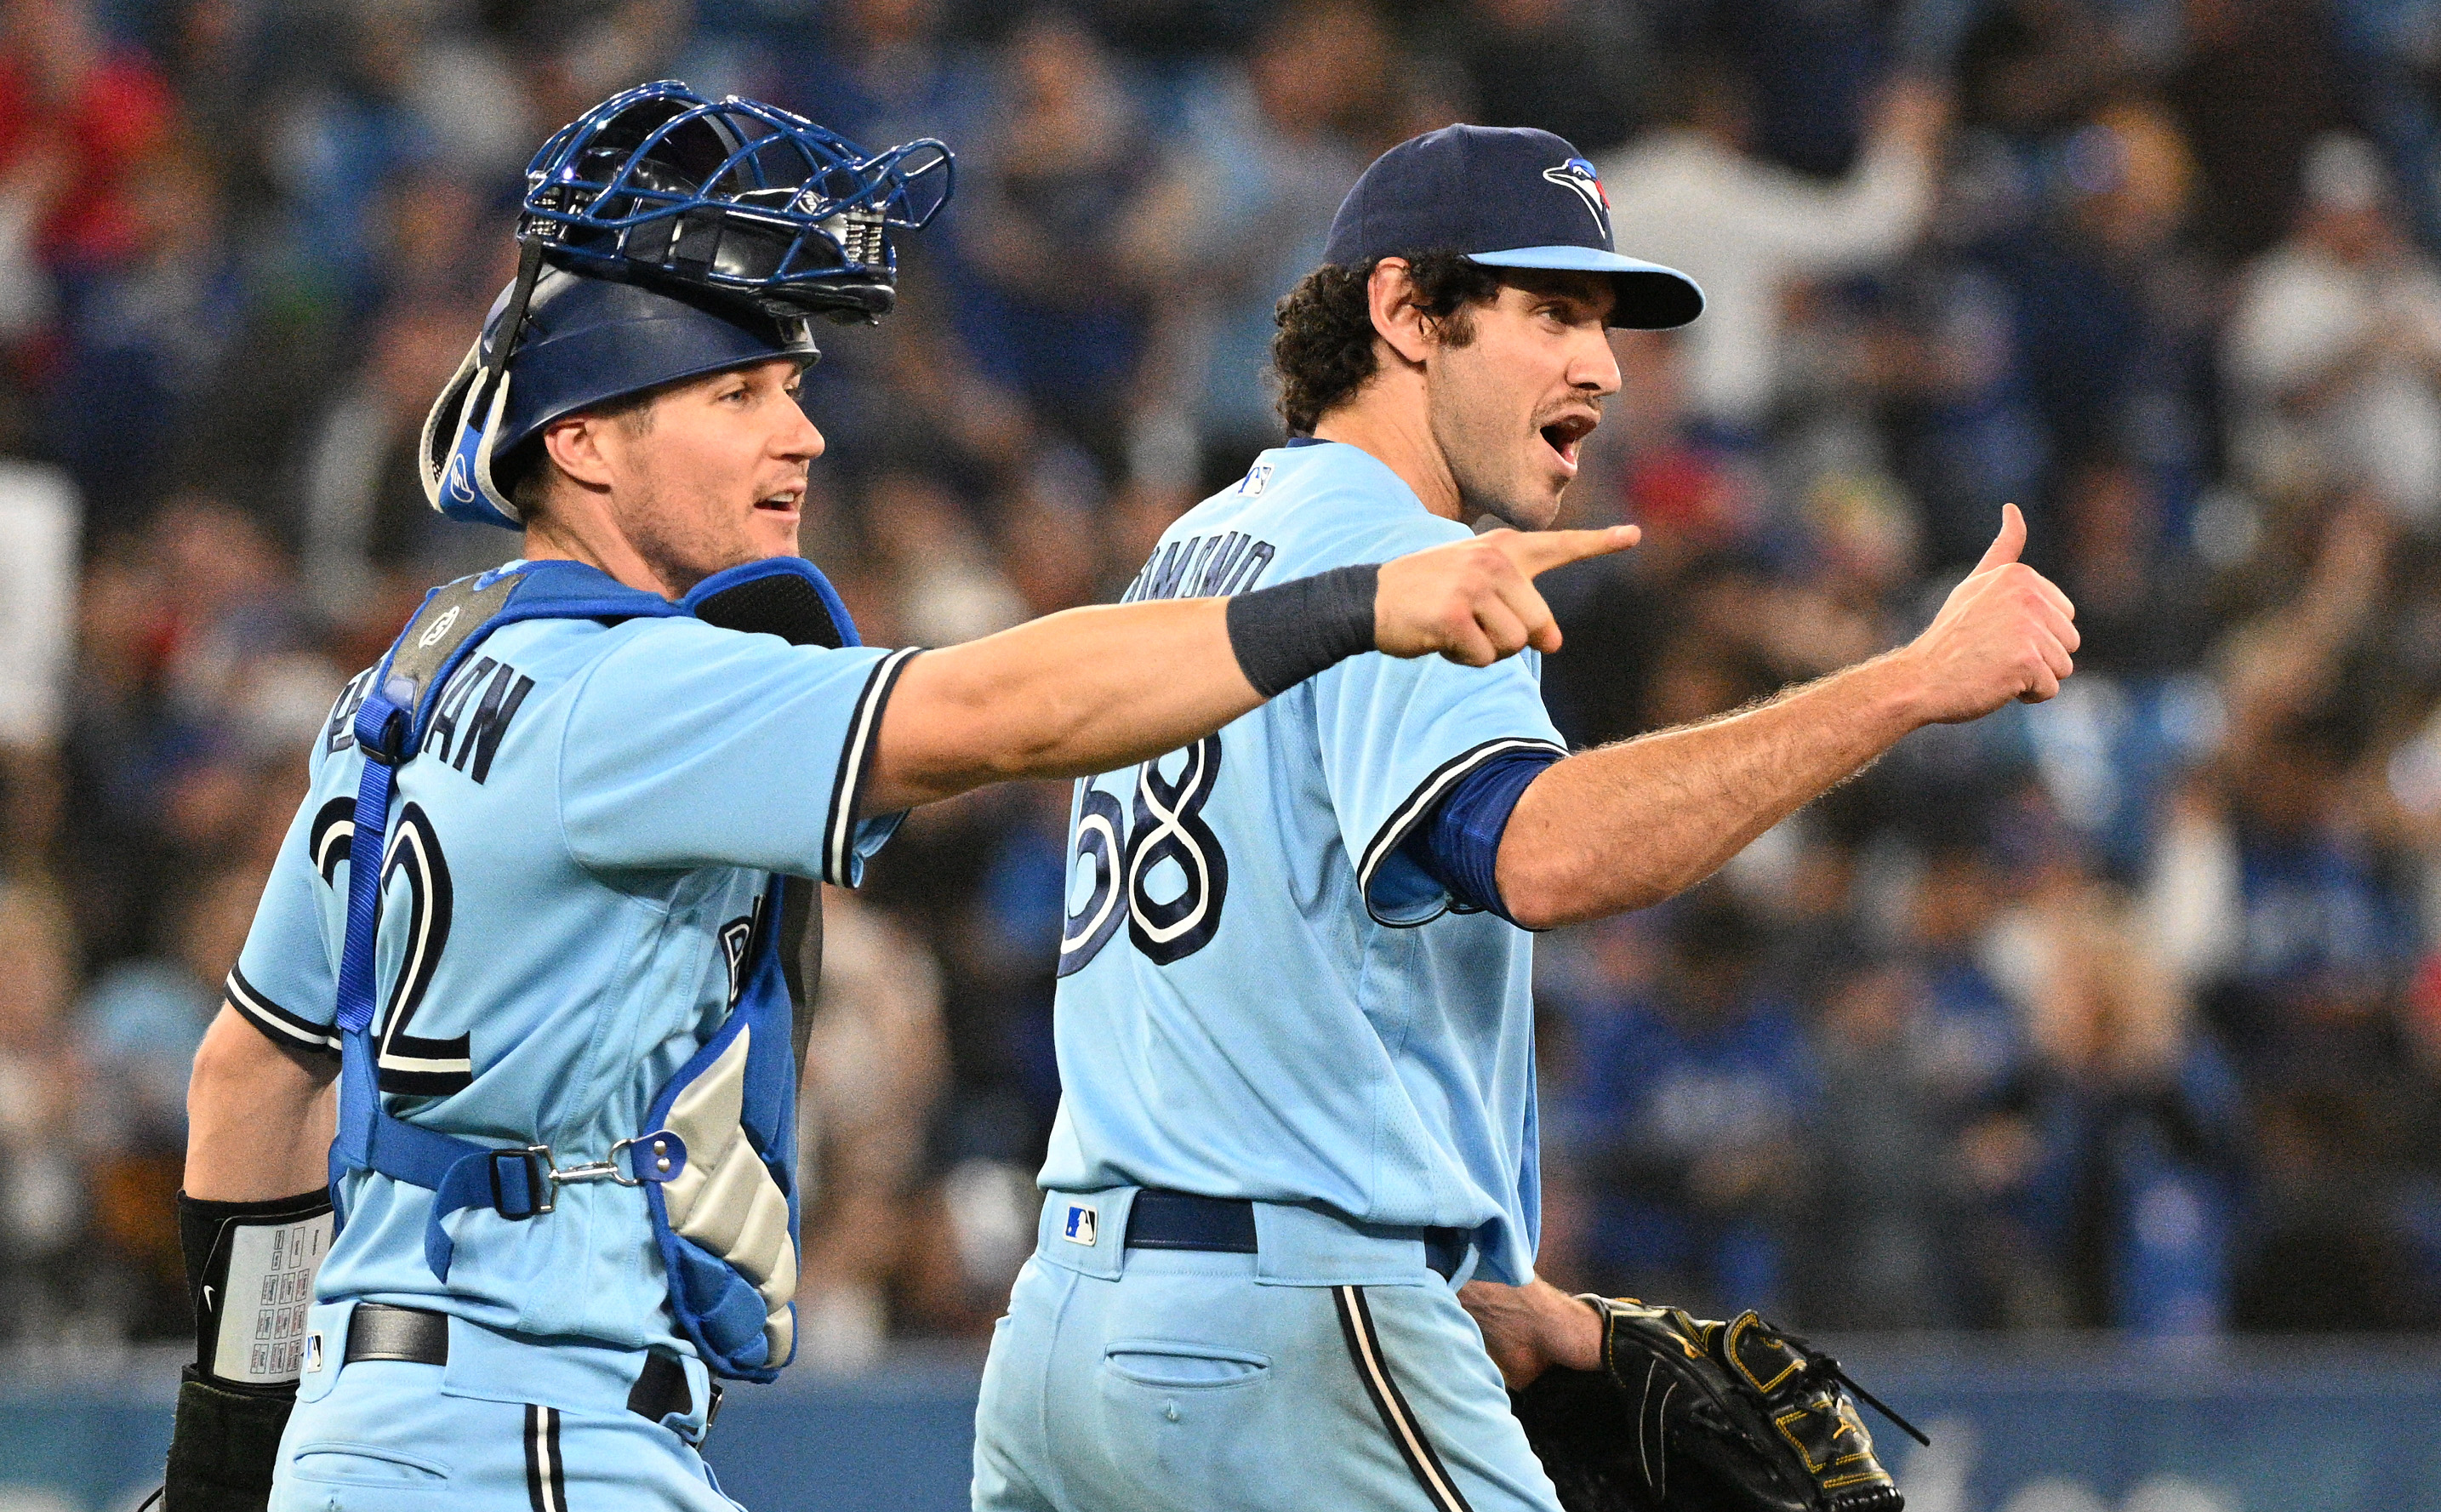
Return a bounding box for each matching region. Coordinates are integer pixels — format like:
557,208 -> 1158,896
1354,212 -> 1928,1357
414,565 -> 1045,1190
288,1442 -> 452,1485
1102,1338 -> 1271,1389
1090,1334 -> 1284,1511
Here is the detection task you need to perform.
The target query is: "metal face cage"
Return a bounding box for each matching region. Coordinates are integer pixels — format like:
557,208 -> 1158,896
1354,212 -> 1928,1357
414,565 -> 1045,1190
518,79 -> 954,321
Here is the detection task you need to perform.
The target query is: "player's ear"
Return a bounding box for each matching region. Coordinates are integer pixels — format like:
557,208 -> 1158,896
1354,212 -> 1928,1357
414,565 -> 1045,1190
540,413 -> 617,492
1367,257 -> 1438,367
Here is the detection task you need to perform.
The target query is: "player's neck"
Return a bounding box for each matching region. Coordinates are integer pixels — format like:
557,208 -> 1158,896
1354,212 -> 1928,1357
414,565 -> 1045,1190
1311,384 -> 1464,522
522,493 -> 682,601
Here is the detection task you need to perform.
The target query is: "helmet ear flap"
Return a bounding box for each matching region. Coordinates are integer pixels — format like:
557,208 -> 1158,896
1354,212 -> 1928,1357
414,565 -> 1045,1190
467,370 -> 521,523
420,336 -> 524,530
420,338 -> 479,509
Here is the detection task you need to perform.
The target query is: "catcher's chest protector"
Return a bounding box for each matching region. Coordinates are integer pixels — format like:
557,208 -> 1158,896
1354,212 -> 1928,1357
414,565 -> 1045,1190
327,555 -> 856,1382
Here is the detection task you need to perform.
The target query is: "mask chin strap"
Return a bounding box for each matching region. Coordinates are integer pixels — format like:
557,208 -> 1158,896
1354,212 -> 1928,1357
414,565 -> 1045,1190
485,239 -> 550,404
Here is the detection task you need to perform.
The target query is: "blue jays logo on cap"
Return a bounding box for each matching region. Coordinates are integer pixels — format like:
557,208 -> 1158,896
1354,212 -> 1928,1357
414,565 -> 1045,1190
1542,157 -> 1611,236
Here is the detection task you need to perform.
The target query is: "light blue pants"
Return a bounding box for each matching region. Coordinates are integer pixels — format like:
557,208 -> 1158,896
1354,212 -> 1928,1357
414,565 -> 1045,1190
268,1299 -> 734,1512
972,1189 -> 1566,1512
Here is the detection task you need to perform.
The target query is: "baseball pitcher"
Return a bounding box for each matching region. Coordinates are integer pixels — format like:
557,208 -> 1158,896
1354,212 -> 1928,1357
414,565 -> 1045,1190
972,125 -> 2074,1512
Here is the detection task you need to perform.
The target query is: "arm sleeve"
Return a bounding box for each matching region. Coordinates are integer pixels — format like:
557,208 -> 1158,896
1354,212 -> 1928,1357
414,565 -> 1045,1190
226,791 -> 348,1058
559,619 -> 920,884
1398,747 -> 1563,925
1312,626 -> 1568,928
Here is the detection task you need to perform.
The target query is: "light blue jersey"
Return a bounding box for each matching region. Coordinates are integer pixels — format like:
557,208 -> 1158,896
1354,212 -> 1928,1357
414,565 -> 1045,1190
1041,440 -> 1566,1287
229,561 -> 910,1355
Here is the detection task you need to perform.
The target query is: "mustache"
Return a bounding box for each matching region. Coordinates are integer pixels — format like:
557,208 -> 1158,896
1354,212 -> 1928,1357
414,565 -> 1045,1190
1534,394 -> 1606,424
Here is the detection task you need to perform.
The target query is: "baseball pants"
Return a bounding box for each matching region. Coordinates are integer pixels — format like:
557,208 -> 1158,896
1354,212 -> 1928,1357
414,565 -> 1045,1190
972,1187 -> 1566,1512
269,1298 -> 733,1512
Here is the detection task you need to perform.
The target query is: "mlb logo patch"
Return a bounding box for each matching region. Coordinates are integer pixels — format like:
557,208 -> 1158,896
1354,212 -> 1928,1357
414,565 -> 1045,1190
1063,1204 -> 1098,1246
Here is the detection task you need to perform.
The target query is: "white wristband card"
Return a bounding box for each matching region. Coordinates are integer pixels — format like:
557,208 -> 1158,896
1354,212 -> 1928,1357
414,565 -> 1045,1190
206,1208 -> 335,1386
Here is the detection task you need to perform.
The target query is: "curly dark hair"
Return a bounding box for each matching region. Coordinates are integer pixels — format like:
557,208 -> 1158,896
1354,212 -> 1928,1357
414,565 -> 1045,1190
1271,251 -> 1505,436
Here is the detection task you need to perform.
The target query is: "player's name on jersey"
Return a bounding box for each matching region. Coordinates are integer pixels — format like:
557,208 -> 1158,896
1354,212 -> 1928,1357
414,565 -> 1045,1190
323,654 -> 536,785
1120,529 -> 1279,605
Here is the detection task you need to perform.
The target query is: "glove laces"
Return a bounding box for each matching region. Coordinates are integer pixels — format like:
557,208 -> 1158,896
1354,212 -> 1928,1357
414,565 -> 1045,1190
1782,1332 -> 1931,1446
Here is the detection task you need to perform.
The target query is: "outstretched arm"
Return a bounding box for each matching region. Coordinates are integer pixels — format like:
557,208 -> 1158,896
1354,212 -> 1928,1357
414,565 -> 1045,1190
861,525 -> 1638,812
1497,505 -> 2078,931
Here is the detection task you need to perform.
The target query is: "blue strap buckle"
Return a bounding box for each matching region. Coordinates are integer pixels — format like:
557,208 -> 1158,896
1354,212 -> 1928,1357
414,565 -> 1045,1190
352,693 -> 414,767
488,1145 -> 556,1219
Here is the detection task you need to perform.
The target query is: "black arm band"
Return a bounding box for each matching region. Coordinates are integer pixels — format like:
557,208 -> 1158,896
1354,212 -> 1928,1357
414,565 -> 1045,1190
179,1187 -> 334,1391
1225,563 -> 1380,698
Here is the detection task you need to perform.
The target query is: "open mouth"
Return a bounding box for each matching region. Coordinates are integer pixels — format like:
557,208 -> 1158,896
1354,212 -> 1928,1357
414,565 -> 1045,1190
755,488 -> 802,514
1539,414 -> 1597,474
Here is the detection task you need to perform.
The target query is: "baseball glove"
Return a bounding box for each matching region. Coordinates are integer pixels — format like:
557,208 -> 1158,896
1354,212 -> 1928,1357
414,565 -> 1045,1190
1511,1297 -> 1926,1512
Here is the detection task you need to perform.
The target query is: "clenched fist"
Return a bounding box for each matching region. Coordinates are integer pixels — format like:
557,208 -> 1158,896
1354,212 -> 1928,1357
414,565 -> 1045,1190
1898,504 -> 2079,722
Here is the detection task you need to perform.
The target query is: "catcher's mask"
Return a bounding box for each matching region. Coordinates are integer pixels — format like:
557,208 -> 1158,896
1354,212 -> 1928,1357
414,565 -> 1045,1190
422,80 -> 955,529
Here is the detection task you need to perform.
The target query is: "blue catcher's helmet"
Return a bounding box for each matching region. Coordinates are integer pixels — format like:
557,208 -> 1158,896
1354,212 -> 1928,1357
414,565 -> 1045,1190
421,81 -> 955,529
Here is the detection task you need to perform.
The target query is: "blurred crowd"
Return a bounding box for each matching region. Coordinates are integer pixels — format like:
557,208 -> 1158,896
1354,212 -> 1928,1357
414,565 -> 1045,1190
5,0 -> 2441,1361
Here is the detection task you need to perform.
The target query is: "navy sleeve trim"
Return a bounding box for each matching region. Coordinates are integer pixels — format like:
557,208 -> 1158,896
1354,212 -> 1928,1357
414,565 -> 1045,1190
225,965 -> 341,1057
1402,748 -> 1561,926
824,648 -> 922,886
1355,737 -> 1566,928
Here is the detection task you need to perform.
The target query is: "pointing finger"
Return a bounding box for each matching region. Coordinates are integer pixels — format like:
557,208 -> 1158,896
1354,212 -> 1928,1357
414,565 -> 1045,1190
1972,503 -> 2026,575
1493,524 -> 1642,579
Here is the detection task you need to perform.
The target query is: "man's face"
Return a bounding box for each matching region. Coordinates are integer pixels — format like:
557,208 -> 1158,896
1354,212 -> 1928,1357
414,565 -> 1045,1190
595,358 -> 823,594
1423,271 -> 1620,529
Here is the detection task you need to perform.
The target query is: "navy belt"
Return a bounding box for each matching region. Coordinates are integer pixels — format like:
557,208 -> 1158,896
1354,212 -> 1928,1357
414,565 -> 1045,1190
1124,1190 -> 1470,1281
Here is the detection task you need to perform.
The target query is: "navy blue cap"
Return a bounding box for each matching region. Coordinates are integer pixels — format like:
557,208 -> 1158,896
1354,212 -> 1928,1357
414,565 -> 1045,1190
1320,124 -> 1703,330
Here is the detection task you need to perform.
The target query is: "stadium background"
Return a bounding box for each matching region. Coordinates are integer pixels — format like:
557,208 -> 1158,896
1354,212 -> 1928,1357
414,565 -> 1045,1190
4,0 -> 2441,1508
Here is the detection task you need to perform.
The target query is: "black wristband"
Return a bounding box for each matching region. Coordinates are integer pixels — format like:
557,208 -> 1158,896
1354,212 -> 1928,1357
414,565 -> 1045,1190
1226,563 -> 1380,698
